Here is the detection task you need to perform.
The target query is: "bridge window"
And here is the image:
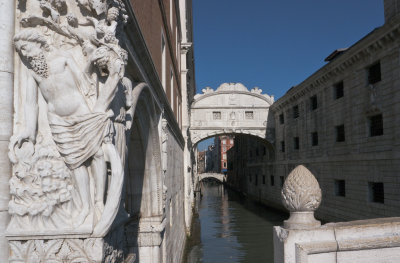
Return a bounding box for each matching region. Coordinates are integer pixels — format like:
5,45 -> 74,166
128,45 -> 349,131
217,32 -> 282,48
369,114 -> 383,137
369,182 -> 384,203
213,111 -> 221,120
310,95 -> 318,110
335,124 -> 345,142
334,81 -> 344,99
270,175 -> 275,186
262,175 -> 266,184
279,113 -> 284,124
334,180 -> 346,197
311,132 -> 318,146
368,61 -> 381,84
280,141 -> 285,152
245,111 -> 254,119
293,105 -> 299,119
293,137 -> 299,150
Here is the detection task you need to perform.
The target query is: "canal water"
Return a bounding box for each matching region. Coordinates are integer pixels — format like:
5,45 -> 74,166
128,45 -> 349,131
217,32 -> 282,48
183,181 -> 287,263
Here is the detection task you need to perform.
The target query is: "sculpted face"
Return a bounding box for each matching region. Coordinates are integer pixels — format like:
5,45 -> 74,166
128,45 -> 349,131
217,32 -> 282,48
17,41 -> 43,60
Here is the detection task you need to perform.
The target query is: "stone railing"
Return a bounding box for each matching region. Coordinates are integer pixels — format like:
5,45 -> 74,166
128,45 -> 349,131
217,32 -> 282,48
274,165 -> 400,263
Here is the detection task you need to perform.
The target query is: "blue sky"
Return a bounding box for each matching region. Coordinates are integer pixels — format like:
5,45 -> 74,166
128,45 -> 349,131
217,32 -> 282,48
193,1 -> 384,151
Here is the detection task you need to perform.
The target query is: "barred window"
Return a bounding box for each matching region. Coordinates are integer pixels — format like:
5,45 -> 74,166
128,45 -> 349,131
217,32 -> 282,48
245,111 -> 254,119
310,95 -> 318,110
293,105 -> 299,119
280,141 -> 285,152
368,62 -> 381,84
336,124 -> 345,142
311,132 -> 318,146
279,113 -> 284,124
369,182 -> 384,203
335,180 -> 346,197
213,111 -> 221,120
293,137 -> 299,150
334,81 -> 344,99
369,114 -> 383,137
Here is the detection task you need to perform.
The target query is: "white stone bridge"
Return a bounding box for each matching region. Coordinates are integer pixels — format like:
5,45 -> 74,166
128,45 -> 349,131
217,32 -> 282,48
190,83 -> 275,146
198,173 -> 226,183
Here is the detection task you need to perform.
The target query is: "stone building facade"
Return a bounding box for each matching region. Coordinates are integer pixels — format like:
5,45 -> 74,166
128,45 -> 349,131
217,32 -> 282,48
224,0 -> 400,223
270,0 -> 400,222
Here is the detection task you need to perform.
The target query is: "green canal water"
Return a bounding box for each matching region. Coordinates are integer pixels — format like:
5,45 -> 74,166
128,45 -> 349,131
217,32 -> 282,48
183,181 -> 287,263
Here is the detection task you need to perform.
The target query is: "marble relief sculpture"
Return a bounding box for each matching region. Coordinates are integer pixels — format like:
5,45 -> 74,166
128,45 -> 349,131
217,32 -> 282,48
8,0 -> 130,241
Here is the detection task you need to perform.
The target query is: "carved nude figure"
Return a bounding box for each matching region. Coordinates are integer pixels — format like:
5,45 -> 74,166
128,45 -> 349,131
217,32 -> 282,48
12,28 -> 120,227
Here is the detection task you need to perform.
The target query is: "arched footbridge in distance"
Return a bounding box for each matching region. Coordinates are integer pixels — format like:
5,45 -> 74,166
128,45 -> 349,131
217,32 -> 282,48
198,173 -> 226,183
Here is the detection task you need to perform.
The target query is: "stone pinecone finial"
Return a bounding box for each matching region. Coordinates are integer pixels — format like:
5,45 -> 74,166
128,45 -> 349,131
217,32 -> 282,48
281,165 -> 322,229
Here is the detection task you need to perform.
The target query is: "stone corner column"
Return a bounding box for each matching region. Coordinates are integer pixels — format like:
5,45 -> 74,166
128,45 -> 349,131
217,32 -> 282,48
0,0 -> 15,262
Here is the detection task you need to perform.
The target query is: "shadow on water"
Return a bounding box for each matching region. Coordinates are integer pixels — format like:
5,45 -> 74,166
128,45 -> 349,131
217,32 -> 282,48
183,181 -> 288,263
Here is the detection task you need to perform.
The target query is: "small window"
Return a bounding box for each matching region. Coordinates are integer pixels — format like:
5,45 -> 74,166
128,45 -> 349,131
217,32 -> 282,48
222,139 -> 226,145
263,146 -> 266,156
336,124 -> 345,142
270,175 -> 275,186
334,81 -> 344,99
280,176 -> 285,187
369,114 -> 383,137
213,112 -> 221,120
368,62 -> 381,84
335,180 -> 346,197
223,162 -> 227,168
255,174 -> 258,186
293,105 -> 299,119
310,95 -> 318,110
294,137 -> 299,150
279,114 -> 285,124
369,182 -> 384,203
280,141 -> 285,152
311,132 -> 318,146
222,153 -> 227,159
245,111 -> 254,119
262,175 -> 266,185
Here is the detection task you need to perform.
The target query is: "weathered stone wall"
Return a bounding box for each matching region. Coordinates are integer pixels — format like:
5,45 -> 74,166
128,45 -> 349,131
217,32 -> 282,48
163,125 -> 186,263
271,16 -> 400,222
0,1 -> 14,261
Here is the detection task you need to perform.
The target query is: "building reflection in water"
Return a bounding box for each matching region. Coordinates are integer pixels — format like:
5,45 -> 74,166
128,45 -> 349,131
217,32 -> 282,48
184,181 -> 287,263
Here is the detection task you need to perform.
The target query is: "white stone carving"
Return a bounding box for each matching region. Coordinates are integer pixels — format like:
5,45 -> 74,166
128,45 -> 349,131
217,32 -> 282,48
281,165 -> 321,229
9,238 -> 103,263
8,0 -> 130,244
190,83 -> 274,145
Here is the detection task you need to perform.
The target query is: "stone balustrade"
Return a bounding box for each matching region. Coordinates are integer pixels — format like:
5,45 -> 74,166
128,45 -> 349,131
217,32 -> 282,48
274,165 -> 400,263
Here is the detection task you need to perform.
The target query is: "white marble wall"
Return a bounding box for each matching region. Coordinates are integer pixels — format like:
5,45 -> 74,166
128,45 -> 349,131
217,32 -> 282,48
0,0 -> 14,261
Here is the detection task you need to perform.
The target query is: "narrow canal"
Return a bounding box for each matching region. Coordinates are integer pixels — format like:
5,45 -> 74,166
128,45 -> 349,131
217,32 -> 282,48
183,181 -> 287,263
